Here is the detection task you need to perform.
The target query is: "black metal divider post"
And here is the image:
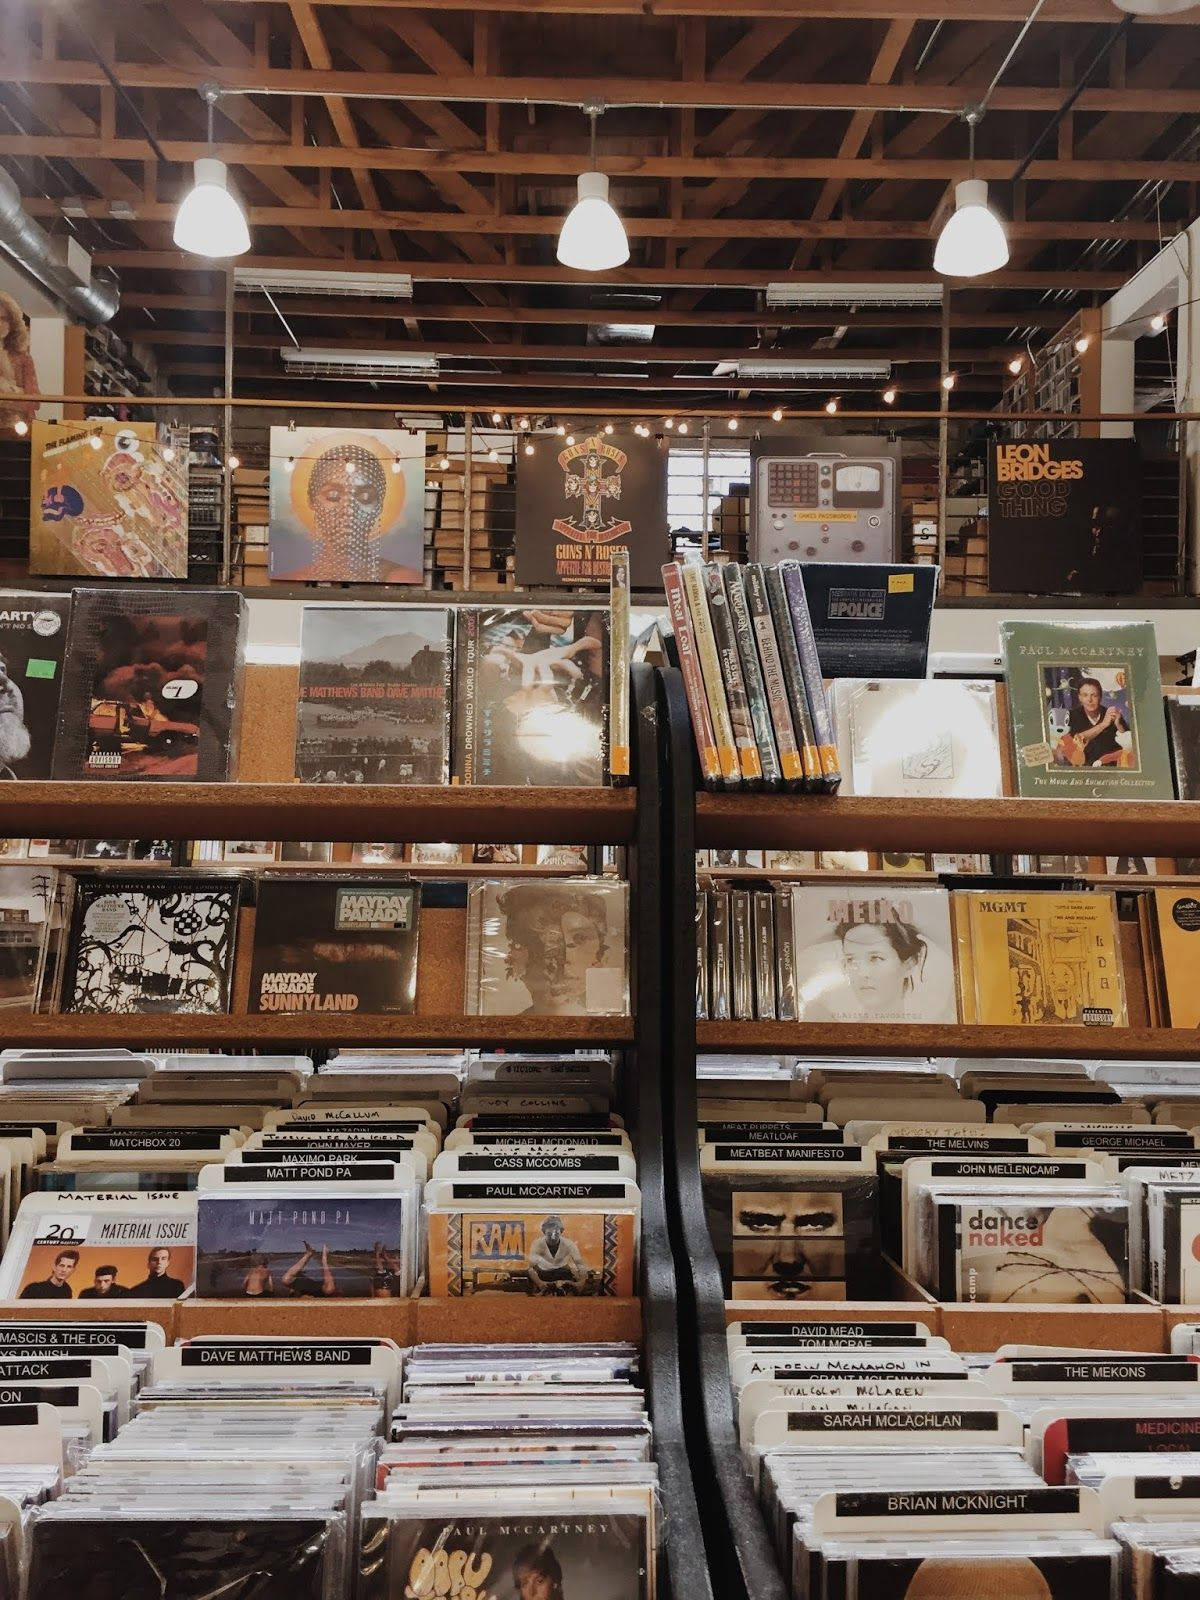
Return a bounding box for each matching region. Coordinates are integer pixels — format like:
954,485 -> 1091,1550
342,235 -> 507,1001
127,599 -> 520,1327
653,663 -> 791,1600
629,663 -> 717,1600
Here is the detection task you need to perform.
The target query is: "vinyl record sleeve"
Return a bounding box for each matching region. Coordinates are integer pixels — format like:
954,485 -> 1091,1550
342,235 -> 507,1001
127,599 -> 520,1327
790,885 -> 957,1023
465,878 -> 628,1016
452,606 -> 609,786
798,562 -> 938,679
832,679 -> 1002,799
0,866 -> 53,1011
359,1507 -> 652,1600
195,1189 -> 411,1298
1166,694 -> 1200,801
1000,619 -> 1173,800
958,889 -> 1125,1027
0,1194 -> 196,1302
249,876 -> 419,1015
295,605 -> 452,784
1153,889 -> 1200,1029
0,593 -> 70,780
940,1193 -> 1127,1304
52,588 -> 245,782
826,1543 -> 1119,1600
427,1204 -> 636,1296
59,876 -> 239,1015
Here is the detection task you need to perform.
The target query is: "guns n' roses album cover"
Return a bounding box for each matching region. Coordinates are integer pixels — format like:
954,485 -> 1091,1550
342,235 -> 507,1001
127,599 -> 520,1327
515,429 -> 668,588
1000,620 -> 1173,800
453,607 -> 609,786
268,425 -> 424,584
60,876 -> 239,1014
359,1511 -> 652,1600
249,876 -> 420,1015
790,885 -> 957,1024
295,605 -> 453,784
29,419 -> 189,579
52,589 -> 246,782
0,591 -> 70,780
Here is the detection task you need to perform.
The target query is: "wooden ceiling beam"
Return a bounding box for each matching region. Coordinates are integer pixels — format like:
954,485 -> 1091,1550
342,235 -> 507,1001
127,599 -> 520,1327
0,135 -> 1190,187
31,197 -> 1166,242
12,59 -> 1200,115
92,251 -> 1128,289
174,0 -> 1197,21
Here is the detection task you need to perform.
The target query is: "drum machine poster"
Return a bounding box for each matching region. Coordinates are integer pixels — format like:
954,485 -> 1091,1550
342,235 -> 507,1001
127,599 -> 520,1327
750,436 -> 901,565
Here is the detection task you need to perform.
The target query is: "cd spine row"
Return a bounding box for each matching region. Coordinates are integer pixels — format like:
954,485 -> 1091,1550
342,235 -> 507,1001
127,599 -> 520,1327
779,561 -> 841,790
702,562 -> 762,784
662,563 -> 724,788
723,564 -> 781,789
679,562 -> 740,787
744,562 -> 804,789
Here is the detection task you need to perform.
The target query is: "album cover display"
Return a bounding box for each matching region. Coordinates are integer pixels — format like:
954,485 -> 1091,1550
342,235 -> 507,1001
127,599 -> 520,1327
829,1545 -> 1119,1599
989,437 -> 1141,594
0,866 -> 53,1010
790,885 -> 957,1023
1166,693 -> 1200,800
60,876 -> 240,1014
938,1195 -> 1128,1303
515,427 -> 668,587
831,679 -> 1002,798
453,606 -> 608,786
957,889 -> 1126,1027
28,1514 -> 336,1599
295,605 -> 452,784
195,1191 -> 410,1297
0,592 -> 70,780
465,878 -> 628,1016
1000,619 -> 1173,799
1152,889 -> 1200,1028
249,875 -> 420,1015
359,1509 -> 652,1600
52,588 -> 246,782
268,425 -> 424,583
702,1169 -> 878,1300
799,562 -> 938,678
427,1205 -> 636,1296
1,1199 -> 196,1301
29,420 -> 189,579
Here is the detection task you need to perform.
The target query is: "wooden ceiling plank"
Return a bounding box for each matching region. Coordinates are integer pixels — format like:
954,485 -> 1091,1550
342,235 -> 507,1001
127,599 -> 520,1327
157,0 -> 1198,22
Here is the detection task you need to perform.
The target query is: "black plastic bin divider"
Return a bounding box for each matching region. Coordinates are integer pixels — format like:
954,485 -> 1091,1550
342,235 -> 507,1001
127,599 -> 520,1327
654,663 -> 791,1600
629,663 -> 717,1600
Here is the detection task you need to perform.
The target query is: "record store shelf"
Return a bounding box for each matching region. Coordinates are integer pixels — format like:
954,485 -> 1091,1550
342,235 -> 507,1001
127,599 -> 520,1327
696,1021 -> 1200,1059
697,792 -> 1200,857
0,782 -> 637,845
0,1013 -> 634,1048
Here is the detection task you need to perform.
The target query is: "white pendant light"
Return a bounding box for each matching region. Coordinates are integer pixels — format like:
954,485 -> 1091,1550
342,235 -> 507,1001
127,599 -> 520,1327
174,87 -> 250,259
933,110 -> 1009,280
557,105 -> 629,273
1111,0 -> 1196,12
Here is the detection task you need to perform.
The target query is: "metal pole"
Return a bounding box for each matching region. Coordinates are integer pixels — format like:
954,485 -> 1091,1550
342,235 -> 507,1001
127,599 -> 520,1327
221,265 -> 234,586
700,418 -> 711,560
463,412 -> 474,594
937,291 -> 950,572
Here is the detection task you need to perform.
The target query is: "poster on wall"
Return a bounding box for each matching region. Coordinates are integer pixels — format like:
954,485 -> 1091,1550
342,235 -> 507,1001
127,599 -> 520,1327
988,437 -> 1141,595
515,430 -> 668,588
268,426 -> 425,584
29,420 -> 189,579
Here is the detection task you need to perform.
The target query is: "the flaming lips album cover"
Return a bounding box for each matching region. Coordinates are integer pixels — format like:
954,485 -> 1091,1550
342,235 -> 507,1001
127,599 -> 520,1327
268,426 -> 425,584
29,420 -> 189,579
515,429 -> 668,588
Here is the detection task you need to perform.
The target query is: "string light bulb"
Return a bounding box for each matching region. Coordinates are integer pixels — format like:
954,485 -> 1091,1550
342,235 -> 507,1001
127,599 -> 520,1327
882,387 -> 897,406
226,453 -> 240,470
824,398 -> 839,415
89,433 -> 103,450
285,457 -> 296,474
13,419 -> 28,437
1074,334 -> 1091,355
726,417 -> 737,431
604,422 -> 614,435
566,434 -> 576,447
942,373 -> 957,391
677,421 -> 689,434
663,417 -> 674,430
770,407 -> 783,423
1008,356 -> 1024,376
344,458 -> 357,475
524,442 -> 535,456
438,455 -> 450,470
518,416 -> 530,430
488,447 -> 500,463
1151,312 -> 1167,333
491,411 -> 503,425
556,424 -> 566,436
390,456 -> 402,474
161,443 -> 175,461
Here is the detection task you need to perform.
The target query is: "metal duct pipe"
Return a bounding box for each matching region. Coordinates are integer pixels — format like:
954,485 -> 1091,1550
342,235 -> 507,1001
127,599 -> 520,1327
0,168 -> 118,324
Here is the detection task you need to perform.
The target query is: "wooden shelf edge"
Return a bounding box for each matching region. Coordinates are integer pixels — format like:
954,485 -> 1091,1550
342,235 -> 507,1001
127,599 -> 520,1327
3,1013 -> 635,1047
0,783 -> 636,845
697,1022 -> 1200,1059
696,793 -> 1200,856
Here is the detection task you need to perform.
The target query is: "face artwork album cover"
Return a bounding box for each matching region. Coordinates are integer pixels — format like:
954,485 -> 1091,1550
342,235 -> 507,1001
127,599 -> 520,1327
704,1174 -> 879,1301
249,876 -> 420,1015
1000,620 -> 1173,800
268,425 -> 425,584
60,876 -> 240,1015
0,865 -> 53,1010
195,1192 -> 410,1298
52,589 -> 246,782
515,428 -> 668,588
359,1511 -> 652,1600
0,591 -> 70,780
959,889 -> 1126,1027
295,605 -> 453,784
790,885 -> 958,1024
466,879 -> 629,1017
453,607 -> 609,786
29,420 -> 189,580
427,1206 -> 636,1297
28,1513 -> 336,1600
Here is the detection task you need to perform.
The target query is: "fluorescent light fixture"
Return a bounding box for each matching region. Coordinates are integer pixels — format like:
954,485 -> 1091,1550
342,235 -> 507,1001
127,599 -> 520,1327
280,347 -> 439,378
933,178 -> 1009,278
588,323 -> 657,344
174,158 -> 250,258
765,282 -> 943,309
712,358 -> 891,381
236,267 -> 414,298
557,172 -> 629,273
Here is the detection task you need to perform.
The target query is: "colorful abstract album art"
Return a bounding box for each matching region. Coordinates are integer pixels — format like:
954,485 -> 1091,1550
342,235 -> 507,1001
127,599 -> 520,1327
268,426 -> 425,584
29,421 -> 189,579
